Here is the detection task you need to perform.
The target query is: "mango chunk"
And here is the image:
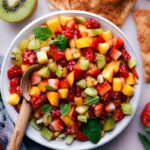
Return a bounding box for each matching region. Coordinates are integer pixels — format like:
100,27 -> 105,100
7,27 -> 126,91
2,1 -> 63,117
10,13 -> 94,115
98,43 -> 109,54
122,84 -> 134,96
76,37 -> 90,49
59,15 -> 74,26
29,86 -> 41,96
113,78 -> 122,91
7,93 -> 20,105
47,92 -> 59,106
125,73 -> 136,85
102,30 -> 113,42
58,89 -> 68,99
60,116 -> 74,127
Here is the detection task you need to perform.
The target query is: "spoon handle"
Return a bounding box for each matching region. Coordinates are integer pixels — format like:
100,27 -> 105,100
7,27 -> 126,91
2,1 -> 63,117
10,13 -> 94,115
8,99 -> 31,150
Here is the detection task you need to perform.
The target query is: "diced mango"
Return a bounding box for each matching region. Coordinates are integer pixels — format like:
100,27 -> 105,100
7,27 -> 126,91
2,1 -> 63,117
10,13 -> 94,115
47,92 -> 59,106
125,73 -> 136,85
102,66 -> 114,83
68,107 -> 76,119
60,116 -> 74,127
67,71 -> 74,86
86,76 -> 98,87
59,15 -> 74,26
7,93 -> 20,105
47,17 -> 61,33
76,37 -> 90,49
102,30 -> 113,42
71,49 -> 81,59
98,43 -> 109,54
58,89 -> 68,99
65,48 -> 73,61
36,51 -> 48,65
38,80 -> 48,92
74,97 -> 84,106
113,78 -> 122,91
69,39 -> 76,48
21,64 -> 30,73
29,86 -> 41,96
122,84 -> 134,96
107,61 -> 120,73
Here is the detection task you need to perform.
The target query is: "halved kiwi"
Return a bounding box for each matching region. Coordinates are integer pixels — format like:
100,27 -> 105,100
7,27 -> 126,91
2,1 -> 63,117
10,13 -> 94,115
0,0 -> 37,23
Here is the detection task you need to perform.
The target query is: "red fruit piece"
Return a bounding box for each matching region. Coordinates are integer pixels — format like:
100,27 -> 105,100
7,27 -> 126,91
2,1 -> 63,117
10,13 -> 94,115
86,67 -> 100,77
141,102 -> 150,127
105,102 -> 116,113
74,68 -> 86,80
121,48 -> 131,61
114,109 -> 124,121
94,103 -> 104,117
101,90 -> 112,104
113,37 -> 124,49
67,61 -> 76,72
16,86 -> 21,97
48,79 -> 60,90
50,109 -> 61,119
7,66 -> 22,79
76,86 -> 81,97
112,91 -> 122,101
109,48 -> 122,61
10,77 -> 20,87
96,81 -> 111,96
59,78 -> 69,88
118,64 -> 129,78
85,18 -> 100,29
22,50 -> 37,65
31,71 -> 41,85
75,131 -> 88,141
90,36 -> 104,50
66,20 -> 76,28
58,58 -> 68,67
66,122 -> 81,134
131,67 -> 139,79
67,87 -> 75,101
50,119 -> 64,131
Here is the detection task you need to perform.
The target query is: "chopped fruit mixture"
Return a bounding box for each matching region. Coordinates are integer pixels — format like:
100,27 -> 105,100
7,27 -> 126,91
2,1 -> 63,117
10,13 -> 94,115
7,15 -> 138,145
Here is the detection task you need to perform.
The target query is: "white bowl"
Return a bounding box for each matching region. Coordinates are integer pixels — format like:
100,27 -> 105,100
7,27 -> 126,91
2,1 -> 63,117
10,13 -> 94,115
1,10 -> 143,150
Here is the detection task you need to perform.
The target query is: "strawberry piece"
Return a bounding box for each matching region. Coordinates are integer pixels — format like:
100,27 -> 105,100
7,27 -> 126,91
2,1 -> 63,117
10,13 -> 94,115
31,71 -> 41,85
48,79 -> 60,90
118,64 -> 129,78
50,119 -> 64,131
114,109 -> 124,121
59,78 -> 70,88
96,81 -> 111,96
85,18 -> 100,29
113,37 -> 124,49
121,48 -> 131,61
109,48 -> 122,60
90,36 -> 104,50
131,67 -> 139,79
86,67 -> 100,77
75,131 -> 88,141
94,103 -> 104,117
74,68 -> 86,80
7,66 -> 22,79
141,102 -> 150,127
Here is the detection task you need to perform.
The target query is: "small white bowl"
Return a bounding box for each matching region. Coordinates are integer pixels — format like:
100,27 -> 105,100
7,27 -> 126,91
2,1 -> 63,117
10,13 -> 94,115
1,10 -> 143,150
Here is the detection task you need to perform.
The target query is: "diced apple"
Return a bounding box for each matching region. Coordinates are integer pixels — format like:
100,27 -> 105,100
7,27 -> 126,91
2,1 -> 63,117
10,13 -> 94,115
79,57 -> 89,70
31,71 -> 41,85
38,67 -> 50,78
48,79 -> 59,90
86,76 -> 98,87
113,37 -> 124,49
107,61 -> 120,73
21,64 -> 30,73
37,51 -> 49,64
28,39 -> 41,50
76,37 -> 90,49
48,61 -> 58,73
84,87 -> 98,97
102,30 -> 113,42
109,48 -> 122,60
38,80 -> 48,92
58,89 -> 68,99
76,79 -> 87,89
113,78 -> 122,91
125,73 -> 136,85
87,29 -> 103,37
60,116 -> 74,127
59,15 -> 74,26
74,97 -> 84,106
96,54 -> 106,69
122,84 -> 134,96
98,42 -> 109,55
69,39 -> 76,48
47,17 -> 61,33
29,86 -> 41,96
75,105 -> 88,115
78,24 -> 87,32
65,48 -> 73,61
67,71 -> 74,86
7,93 -> 20,105
56,65 -> 64,78
47,92 -> 59,106
71,49 -> 81,59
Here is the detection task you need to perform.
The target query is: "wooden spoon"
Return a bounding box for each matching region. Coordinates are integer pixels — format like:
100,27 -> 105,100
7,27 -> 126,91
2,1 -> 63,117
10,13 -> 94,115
8,64 -> 41,150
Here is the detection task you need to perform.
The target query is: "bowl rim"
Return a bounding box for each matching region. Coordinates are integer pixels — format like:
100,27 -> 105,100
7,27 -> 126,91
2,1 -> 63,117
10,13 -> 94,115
1,10 -> 143,150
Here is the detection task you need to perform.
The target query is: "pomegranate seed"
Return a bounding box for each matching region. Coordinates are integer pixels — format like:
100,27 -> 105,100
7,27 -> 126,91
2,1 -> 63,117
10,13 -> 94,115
10,77 -> 20,87
67,61 -> 76,72
76,86 -> 81,97
51,109 -> 61,119
7,66 -> 21,79
112,91 -> 122,101
58,58 -> 68,67
121,48 -> 131,61
101,90 -> 112,104
118,64 -> 129,78
114,109 -> 124,121
67,87 -> 75,101
16,86 -> 21,97
85,18 -> 100,29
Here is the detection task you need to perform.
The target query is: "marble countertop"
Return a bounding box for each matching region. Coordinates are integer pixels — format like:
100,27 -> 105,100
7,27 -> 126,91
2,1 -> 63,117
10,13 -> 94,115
0,0 -> 150,150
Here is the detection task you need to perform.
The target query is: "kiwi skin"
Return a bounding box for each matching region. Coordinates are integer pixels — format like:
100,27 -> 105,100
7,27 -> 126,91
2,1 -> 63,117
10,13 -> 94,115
0,0 -> 38,23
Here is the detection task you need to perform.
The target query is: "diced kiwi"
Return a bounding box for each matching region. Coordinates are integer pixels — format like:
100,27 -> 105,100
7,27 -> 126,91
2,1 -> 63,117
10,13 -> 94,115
96,54 -> 106,69
121,103 -> 132,115
75,16 -> 87,24
66,135 -> 74,145
30,118 -> 43,131
48,61 -> 58,73
38,67 -> 50,78
84,87 -> 98,97
77,115 -> 87,123
41,127 -> 53,141
43,113 -> 52,126
103,116 -> 115,131
128,58 -> 137,69
76,79 -> 87,89
0,0 -> 37,23
28,38 -> 41,50
79,57 -> 89,70
75,105 -> 89,115
87,29 -> 103,37
56,65 -> 64,78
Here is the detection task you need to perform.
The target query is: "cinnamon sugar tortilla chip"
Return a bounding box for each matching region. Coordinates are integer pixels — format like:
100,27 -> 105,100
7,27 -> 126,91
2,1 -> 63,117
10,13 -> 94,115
48,0 -> 136,26
133,9 -> 150,82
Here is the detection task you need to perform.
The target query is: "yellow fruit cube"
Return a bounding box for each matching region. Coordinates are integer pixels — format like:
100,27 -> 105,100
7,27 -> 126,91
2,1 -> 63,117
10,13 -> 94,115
67,71 -> 74,86
102,30 -> 113,42
113,78 -> 122,91
29,86 -> 41,96
86,76 -> 98,87
69,39 -> 76,48
108,61 -> 120,73
59,15 -> 74,26
65,48 -> 73,61
74,97 -> 84,106
76,37 -> 90,49
98,43 -> 109,54
60,116 -> 74,127
122,84 -> 134,96
47,92 -> 59,106
125,73 -> 136,85
102,66 -> 114,83
19,39 -> 29,50
58,89 -> 68,99
47,17 -> 61,33
38,80 -> 48,92
71,49 -> 81,59
7,93 -> 20,105
37,51 -> 48,65
21,64 -> 30,73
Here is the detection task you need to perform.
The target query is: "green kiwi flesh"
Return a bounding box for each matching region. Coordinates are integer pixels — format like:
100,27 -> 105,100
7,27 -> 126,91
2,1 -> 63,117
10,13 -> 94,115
0,0 -> 37,22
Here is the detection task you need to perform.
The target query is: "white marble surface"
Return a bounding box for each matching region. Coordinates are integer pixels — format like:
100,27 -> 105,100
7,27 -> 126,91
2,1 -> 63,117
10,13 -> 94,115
0,0 -> 150,150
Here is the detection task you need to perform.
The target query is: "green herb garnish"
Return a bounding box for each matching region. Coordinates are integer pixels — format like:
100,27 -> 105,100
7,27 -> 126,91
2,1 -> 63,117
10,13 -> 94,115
45,85 -> 53,91
32,26 -> 52,41
138,132 -> 150,150
41,104 -> 52,113
60,104 -> 71,116
85,96 -> 100,106
81,118 -> 101,144
48,34 -> 68,50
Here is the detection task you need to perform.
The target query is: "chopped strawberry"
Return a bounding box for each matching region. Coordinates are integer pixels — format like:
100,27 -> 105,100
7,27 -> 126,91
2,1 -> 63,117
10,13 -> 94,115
113,109 -> 124,121
59,78 -> 70,88
90,36 -> 104,50
96,81 -> 111,96
141,102 -> 150,127
74,68 -> 86,80
113,37 -> 124,49
121,48 -> 131,61
118,64 -> 129,78
94,103 -> 104,117
50,119 -> 64,131
7,66 -> 22,79
75,131 -> 88,141
109,48 -> 122,60
131,67 -> 139,79
48,79 -> 60,90
86,67 -> 100,77
31,71 -> 41,85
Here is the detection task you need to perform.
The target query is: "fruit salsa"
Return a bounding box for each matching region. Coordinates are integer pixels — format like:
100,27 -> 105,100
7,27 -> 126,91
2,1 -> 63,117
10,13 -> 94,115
7,15 -> 138,144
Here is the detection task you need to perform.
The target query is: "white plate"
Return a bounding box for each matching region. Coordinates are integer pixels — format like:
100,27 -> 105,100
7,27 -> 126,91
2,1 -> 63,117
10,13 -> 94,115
1,11 -> 143,150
